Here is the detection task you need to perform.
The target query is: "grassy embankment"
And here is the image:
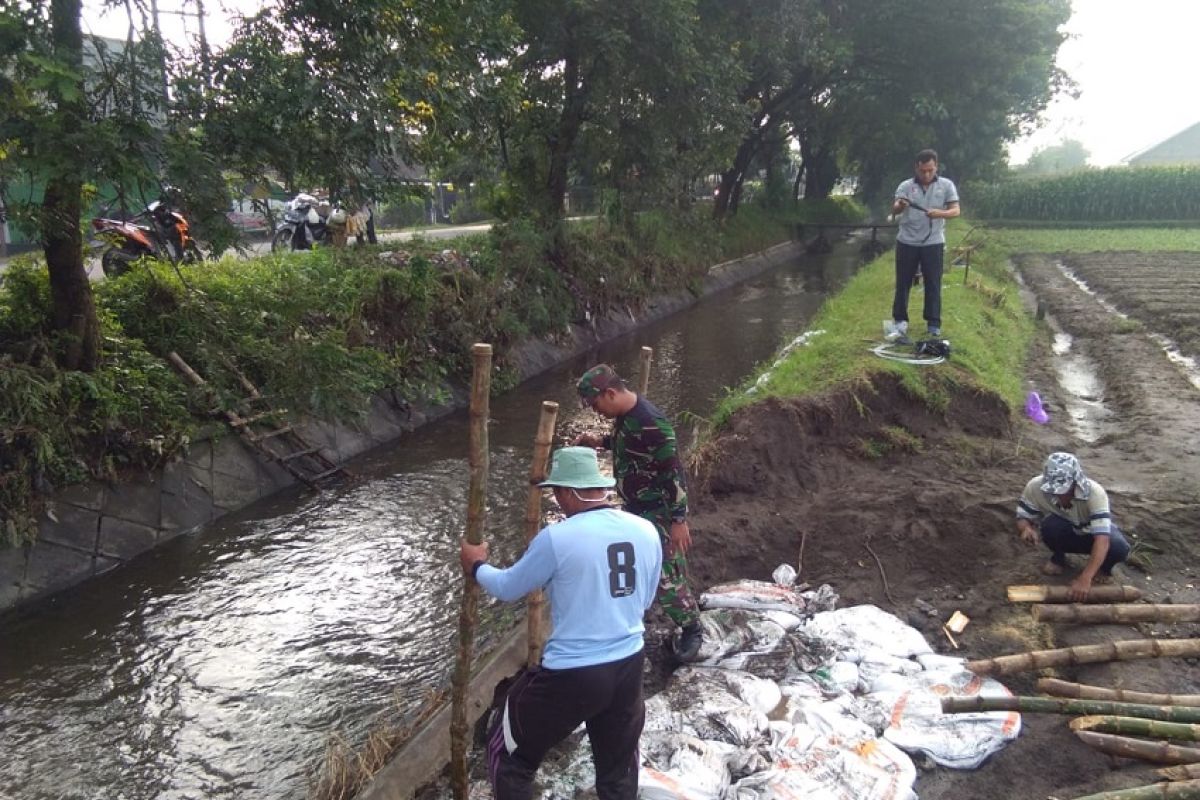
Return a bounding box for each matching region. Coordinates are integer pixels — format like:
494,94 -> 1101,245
0,199 -> 862,545
709,224 -> 1200,431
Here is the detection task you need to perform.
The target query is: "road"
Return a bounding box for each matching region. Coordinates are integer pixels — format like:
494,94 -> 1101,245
0,221 -> 497,281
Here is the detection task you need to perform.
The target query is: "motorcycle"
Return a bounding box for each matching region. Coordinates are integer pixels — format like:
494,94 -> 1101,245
92,192 -> 201,277
272,193 -> 347,252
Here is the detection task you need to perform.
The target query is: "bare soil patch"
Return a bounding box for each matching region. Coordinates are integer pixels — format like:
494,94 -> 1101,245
667,251 -> 1200,799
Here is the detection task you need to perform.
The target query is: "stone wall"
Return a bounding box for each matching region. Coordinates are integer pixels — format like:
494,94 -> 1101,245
0,240 -> 803,615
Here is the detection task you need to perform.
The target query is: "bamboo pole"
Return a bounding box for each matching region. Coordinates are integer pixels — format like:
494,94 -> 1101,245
450,343 -> 492,800
1074,731 -> 1200,768
941,696 -> 1200,724
523,401 -> 559,668
1039,679 -> 1200,708
1073,715 -> 1200,742
1007,584 -> 1143,603
1158,765 -> 1200,781
1068,777 -> 1200,799
637,346 -> 653,396
965,638 -> 1200,676
1035,604 -> 1200,624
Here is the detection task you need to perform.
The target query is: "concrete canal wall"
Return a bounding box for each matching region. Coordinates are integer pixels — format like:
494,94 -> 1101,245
0,240 -> 804,615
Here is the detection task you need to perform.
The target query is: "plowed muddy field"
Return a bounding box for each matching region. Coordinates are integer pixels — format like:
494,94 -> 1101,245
669,250 -> 1200,799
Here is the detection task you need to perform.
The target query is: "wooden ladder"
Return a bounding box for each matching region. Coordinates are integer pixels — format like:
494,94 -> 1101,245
167,351 -> 352,488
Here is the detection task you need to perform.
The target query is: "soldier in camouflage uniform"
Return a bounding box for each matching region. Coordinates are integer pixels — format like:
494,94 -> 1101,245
573,364 -> 703,661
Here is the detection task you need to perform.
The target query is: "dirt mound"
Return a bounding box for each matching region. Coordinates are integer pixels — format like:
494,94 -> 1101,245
688,373 -> 1019,610
668,250 -> 1200,800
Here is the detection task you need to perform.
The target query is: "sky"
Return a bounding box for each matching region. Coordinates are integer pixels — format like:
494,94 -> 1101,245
1007,0 -> 1200,166
82,0 -> 1200,168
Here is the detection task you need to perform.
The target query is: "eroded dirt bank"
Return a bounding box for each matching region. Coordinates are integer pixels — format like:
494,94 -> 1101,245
671,251 -> 1200,799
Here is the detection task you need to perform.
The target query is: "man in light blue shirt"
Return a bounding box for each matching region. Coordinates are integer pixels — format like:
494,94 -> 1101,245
891,149 -> 960,339
460,446 -> 661,800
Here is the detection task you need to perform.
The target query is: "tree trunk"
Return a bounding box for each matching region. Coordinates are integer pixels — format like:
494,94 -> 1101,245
713,135 -> 760,221
800,136 -> 838,200
544,43 -> 587,223
942,695 -> 1200,724
45,0 -> 100,372
1039,679 -> 1200,707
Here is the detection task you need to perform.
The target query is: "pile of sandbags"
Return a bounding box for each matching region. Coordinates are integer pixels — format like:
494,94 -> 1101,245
637,569 -> 1021,800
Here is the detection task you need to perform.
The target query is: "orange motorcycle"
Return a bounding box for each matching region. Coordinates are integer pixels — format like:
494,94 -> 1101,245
92,191 -> 201,277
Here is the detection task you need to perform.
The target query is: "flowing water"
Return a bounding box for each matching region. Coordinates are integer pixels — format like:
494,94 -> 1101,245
0,241 -> 867,800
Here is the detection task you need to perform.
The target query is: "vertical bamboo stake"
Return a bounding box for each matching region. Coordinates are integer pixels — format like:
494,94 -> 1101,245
637,346 -> 653,396
450,343 -> 492,800
524,401 -> 559,667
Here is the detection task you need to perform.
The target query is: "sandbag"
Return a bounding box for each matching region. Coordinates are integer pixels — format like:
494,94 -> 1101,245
644,667 -> 772,747
732,724 -> 917,800
805,606 -> 933,661
872,669 -> 1021,769
639,732 -> 740,800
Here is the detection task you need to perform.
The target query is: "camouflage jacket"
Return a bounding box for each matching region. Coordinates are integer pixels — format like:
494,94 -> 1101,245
603,396 -> 688,522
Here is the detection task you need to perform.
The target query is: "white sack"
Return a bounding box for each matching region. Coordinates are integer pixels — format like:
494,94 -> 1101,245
805,606 -> 933,660
872,668 -> 1021,769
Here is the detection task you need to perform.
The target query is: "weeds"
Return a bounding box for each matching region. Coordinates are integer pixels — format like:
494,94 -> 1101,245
2,201 -> 860,545
307,688 -> 446,800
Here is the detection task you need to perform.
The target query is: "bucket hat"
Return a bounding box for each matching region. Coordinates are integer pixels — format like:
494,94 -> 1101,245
576,364 -> 626,408
1040,451 -> 1090,498
539,447 -> 616,489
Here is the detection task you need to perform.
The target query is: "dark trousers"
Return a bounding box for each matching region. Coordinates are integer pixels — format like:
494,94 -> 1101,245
893,241 -> 944,328
1040,515 -> 1130,574
487,651 -> 645,800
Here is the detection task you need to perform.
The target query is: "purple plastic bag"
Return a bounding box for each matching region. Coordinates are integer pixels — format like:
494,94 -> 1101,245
1025,391 -> 1049,425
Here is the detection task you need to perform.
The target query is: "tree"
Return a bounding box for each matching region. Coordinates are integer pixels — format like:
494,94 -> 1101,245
1,0 -> 99,370
1019,138 -> 1090,175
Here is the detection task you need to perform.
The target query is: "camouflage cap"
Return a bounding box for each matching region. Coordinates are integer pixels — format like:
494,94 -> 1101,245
1040,451 -> 1090,498
576,364 -> 626,407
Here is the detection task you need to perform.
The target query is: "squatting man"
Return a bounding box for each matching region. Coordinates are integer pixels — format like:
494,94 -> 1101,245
460,447 -> 661,800
1015,451 -> 1131,600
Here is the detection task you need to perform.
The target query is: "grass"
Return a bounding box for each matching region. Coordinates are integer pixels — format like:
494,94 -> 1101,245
711,223 -> 1036,428
708,219 -> 1200,433
0,198 -> 866,545
988,227 -> 1200,253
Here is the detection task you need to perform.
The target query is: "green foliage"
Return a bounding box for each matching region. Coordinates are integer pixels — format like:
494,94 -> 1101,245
972,166 -> 1200,223
0,262 -> 195,545
1,205 -> 818,544
1016,139 -> 1091,176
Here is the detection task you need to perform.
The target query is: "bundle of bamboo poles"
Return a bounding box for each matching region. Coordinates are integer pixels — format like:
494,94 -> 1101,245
960,587 -> 1200,797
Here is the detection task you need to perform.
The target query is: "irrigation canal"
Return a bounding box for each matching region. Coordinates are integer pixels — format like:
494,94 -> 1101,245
0,237 -> 868,800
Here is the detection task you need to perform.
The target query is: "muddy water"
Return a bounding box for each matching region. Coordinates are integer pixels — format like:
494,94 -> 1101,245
1042,314 -> 1114,443
0,242 -> 865,800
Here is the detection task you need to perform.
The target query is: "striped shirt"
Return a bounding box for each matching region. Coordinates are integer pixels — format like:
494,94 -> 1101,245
1016,477 -> 1113,535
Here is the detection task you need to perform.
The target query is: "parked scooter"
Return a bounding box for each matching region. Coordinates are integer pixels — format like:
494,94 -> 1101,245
92,190 -> 201,277
272,193 -> 347,251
